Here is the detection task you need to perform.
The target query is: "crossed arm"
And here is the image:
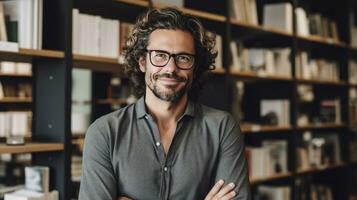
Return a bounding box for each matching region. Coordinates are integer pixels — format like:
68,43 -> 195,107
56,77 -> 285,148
117,180 -> 237,200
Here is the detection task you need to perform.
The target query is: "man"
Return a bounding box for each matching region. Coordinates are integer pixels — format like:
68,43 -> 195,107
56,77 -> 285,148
79,7 -> 250,200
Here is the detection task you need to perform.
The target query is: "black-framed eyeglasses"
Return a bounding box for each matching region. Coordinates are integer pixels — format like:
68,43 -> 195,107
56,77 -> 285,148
146,49 -> 195,70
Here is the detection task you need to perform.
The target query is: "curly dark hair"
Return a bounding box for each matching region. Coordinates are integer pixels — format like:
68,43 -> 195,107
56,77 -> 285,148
123,7 -> 217,101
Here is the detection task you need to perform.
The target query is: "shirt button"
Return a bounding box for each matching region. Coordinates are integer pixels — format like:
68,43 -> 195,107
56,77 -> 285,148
163,167 -> 168,172
155,142 -> 160,147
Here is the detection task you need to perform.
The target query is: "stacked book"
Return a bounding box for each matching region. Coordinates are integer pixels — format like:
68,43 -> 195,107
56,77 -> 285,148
0,61 -> 32,75
73,9 -> 136,58
263,3 -> 293,33
230,42 -> 292,78
246,140 -> 288,179
0,111 -> 31,137
230,0 -> 258,25
1,0 -> 43,50
257,185 -> 291,200
295,51 -> 340,82
297,132 -> 341,170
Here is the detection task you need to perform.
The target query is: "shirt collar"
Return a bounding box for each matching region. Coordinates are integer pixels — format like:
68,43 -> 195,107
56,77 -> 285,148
135,96 -> 195,119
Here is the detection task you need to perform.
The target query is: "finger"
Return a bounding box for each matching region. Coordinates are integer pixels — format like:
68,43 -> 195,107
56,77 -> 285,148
204,179 -> 224,200
215,182 -> 236,198
220,190 -> 237,200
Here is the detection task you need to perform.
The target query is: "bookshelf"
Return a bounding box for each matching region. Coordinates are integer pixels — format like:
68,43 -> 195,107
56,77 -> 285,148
0,0 -> 355,199
0,143 -> 64,154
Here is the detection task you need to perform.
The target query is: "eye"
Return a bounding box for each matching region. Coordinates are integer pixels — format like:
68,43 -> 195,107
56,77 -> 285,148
153,52 -> 169,61
176,55 -> 191,63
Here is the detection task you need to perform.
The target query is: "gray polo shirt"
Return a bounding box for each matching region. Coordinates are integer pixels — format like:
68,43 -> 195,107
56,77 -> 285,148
79,97 -> 250,200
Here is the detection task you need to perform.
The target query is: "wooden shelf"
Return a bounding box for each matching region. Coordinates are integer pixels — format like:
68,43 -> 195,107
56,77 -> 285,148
115,0 -> 225,22
250,172 -> 293,185
73,54 -> 124,73
297,35 -> 348,48
296,163 -> 348,174
212,67 -> 225,74
0,73 -> 32,77
115,0 -> 149,7
0,97 -> 32,103
295,78 -> 347,86
241,124 -> 292,133
230,70 -> 293,81
297,123 -> 346,130
0,48 -> 63,58
230,19 -> 293,38
0,142 -> 64,154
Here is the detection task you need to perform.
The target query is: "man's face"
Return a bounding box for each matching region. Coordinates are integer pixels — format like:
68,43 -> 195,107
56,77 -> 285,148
139,29 -> 195,103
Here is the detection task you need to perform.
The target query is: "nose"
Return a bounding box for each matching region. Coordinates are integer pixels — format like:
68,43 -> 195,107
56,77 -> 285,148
163,57 -> 178,72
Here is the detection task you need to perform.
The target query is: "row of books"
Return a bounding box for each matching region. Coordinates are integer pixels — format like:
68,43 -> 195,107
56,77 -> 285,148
71,155 -> 82,182
256,185 -> 291,200
0,0 -> 43,49
72,9 -> 134,58
0,61 -> 32,75
295,52 -> 340,82
297,98 -> 341,126
246,140 -> 288,179
230,0 -> 340,41
255,182 -> 335,200
295,179 -> 335,200
0,111 -> 31,138
297,131 -> 341,170
230,42 -> 292,78
0,81 -> 32,99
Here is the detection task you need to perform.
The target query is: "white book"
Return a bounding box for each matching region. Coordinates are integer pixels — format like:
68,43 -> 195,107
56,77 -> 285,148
231,0 -> 246,22
247,0 -> 258,25
265,50 -> 274,75
262,140 -> 288,173
295,7 -> 309,36
263,3 -> 293,33
301,52 -> 310,79
19,0 -> 33,48
215,34 -> 223,69
274,48 -> 291,77
0,82 -> 4,99
11,112 -> 28,136
37,0 -> 43,49
16,62 -> 32,75
0,41 -> 19,52
1,61 -> 16,73
230,41 -> 240,71
32,0 -> 38,49
0,2 -> 7,41
72,9 -> 80,54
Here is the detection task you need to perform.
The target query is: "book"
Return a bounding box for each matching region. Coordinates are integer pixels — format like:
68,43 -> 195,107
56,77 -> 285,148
263,3 -> 293,33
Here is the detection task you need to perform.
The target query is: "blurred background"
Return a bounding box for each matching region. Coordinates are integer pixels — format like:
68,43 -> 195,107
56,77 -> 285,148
0,0 -> 356,199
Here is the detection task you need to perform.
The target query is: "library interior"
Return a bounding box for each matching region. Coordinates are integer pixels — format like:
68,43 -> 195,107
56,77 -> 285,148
0,0 -> 356,199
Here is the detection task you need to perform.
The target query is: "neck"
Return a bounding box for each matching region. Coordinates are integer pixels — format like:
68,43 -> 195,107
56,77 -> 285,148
144,90 -> 188,124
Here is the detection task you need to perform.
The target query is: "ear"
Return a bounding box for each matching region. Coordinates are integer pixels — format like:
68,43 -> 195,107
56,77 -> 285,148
139,57 -> 146,72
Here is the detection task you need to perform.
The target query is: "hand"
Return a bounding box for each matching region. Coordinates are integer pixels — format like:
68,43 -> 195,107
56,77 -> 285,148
204,180 -> 236,200
117,197 -> 132,200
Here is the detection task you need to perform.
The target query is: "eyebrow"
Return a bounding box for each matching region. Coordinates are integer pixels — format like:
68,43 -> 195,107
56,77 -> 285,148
149,49 -> 195,55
